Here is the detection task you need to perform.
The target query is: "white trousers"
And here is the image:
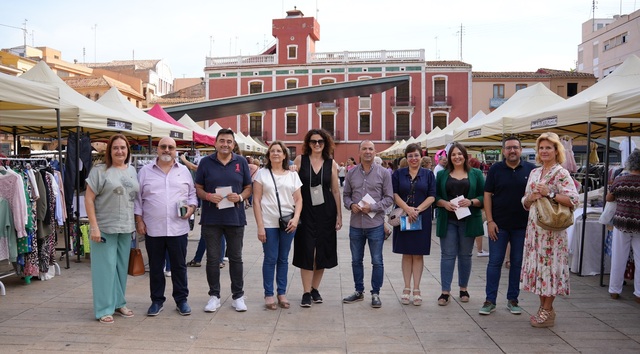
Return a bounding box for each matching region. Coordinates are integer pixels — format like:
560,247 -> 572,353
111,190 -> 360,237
608,227 -> 640,297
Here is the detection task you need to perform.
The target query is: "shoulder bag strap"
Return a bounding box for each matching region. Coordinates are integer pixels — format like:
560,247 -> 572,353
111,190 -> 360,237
269,169 -> 283,219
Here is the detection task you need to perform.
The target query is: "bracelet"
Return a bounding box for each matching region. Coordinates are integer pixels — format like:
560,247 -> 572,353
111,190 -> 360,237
487,220 -> 495,224
206,193 -> 211,202
239,195 -> 244,203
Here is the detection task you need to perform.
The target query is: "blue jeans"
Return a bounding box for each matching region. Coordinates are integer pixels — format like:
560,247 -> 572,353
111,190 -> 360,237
440,220 -> 475,292
202,225 -> 244,300
193,235 -> 225,263
485,228 -> 525,304
145,234 -> 189,305
262,228 -> 295,297
349,225 -> 385,294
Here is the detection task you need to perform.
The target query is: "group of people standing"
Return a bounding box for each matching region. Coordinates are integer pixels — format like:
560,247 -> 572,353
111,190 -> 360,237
86,128 -> 589,329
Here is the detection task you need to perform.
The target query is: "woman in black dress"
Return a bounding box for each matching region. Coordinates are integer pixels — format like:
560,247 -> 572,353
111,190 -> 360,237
293,129 -> 343,307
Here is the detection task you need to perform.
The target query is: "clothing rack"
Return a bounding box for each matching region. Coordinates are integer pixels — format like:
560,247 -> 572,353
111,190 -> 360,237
0,157 -> 67,293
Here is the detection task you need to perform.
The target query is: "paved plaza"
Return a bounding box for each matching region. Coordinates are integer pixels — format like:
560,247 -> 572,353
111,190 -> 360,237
1,207 -> 640,353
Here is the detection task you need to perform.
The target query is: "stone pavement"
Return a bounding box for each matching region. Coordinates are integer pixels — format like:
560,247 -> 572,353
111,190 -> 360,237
1,207 -> 640,353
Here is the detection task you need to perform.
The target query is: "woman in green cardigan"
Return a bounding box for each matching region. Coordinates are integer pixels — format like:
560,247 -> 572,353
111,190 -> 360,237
435,142 -> 485,306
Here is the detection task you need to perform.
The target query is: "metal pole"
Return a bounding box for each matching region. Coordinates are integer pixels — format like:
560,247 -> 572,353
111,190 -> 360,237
56,109 -> 70,269
578,122 -> 593,276
600,117 -> 611,286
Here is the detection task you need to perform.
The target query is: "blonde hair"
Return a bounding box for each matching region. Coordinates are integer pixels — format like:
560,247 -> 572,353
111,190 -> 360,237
535,132 -> 566,165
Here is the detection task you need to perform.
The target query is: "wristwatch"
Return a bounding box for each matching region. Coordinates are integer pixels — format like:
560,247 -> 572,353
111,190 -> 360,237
548,191 -> 556,200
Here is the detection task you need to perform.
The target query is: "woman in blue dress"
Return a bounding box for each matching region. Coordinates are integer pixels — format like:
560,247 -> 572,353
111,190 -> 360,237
392,143 -> 436,306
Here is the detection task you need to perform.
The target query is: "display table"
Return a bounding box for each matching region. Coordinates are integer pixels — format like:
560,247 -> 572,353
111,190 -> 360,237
568,208 -> 611,276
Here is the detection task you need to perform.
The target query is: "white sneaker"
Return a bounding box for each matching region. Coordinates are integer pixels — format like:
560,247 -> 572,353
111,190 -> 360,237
164,271 -> 172,277
204,296 -> 221,312
232,296 -> 247,312
477,250 -> 490,257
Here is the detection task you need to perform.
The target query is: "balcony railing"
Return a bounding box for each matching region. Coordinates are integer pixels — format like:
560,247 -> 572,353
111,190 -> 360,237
428,95 -> 452,107
206,54 -> 276,67
309,49 -> 425,63
390,96 -> 415,107
314,101 -> 340,109
490,97 -> 508,109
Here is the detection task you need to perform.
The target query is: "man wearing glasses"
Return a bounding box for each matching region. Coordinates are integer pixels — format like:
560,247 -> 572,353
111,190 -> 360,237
195,129 -> 253,312
135,137 -> 198,316
479,136 -> 535,316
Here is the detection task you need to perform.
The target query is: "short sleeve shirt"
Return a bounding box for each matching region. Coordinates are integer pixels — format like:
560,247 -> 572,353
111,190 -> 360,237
195,152 -> 252,226
254,168 -> 302,228
484,160 -> 535,229
86,164 -> 139,234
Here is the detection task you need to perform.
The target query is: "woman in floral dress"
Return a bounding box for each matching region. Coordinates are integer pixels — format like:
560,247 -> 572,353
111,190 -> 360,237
521,132 -> 579,328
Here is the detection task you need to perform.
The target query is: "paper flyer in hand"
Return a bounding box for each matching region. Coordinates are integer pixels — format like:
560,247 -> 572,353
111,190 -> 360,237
451,195 -> 471,219
216,186 -> 234,209
357,193 -> 377,218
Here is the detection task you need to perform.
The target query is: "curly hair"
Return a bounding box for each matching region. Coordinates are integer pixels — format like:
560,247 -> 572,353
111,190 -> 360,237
302,128 -> 334,160
104,133 -> 131,168
626,148 -> 640,172
535,132 -> 566,165
265,141 -> 290,170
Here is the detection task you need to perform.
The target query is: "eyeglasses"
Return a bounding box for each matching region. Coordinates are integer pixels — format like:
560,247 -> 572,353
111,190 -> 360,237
406,154 -> 421,159
159,144 -> 176,151
504,146 -> 521,151
309,139 -> 325,146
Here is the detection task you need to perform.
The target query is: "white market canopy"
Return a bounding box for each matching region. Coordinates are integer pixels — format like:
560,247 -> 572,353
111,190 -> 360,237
607,86 -> 640,119
379,140 -> 401,157
510,55 -> 640,138
205,122 -> 224,136
0,72 -> 59,111
98,87 -> 193,141
2,61 -> 152,138
427,117 -> 465,148
177,114 -> 216,142
454,83 -> 564,143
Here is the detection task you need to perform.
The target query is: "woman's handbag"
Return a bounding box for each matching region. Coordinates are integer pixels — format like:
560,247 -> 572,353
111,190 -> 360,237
270,169 -> 298,232
387,207 -> 406,227
128,247 -> 145,276
536,197 -> 573,231
598,201 -> 617,225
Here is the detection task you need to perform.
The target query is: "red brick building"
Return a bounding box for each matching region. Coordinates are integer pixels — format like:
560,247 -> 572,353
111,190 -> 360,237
203,8 -> 471,162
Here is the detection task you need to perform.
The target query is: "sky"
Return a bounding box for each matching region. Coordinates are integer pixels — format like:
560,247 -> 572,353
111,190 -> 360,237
1,0 -> 638,79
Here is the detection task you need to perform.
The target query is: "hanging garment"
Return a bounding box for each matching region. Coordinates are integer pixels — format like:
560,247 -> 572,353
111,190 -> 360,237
619,137 -> 637,164
589,142 -> 599,164
560,138 -> 578,173
63,131 -> 93,217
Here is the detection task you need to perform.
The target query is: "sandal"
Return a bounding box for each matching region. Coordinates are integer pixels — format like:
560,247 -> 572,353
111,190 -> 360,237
264,296 -> 277,310
219,262 -> 225,269
530,307 -> 555,327
115,306 -> 134,318
400,288 -> 411,305
460,290 -> 470,303
412,289 -> 422,306
437,293 -> 450,306
99,315 -> 114,324
277,295 -> 290,309
504,261 -> 511,269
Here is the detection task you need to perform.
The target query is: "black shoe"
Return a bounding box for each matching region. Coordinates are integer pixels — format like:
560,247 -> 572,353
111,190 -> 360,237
343,291 -> 364,303
371,293 -> 382,308
310,288 -> 323,303
176,302 -> 191,316
147,302 -> 164,316
300,292 -> 312,307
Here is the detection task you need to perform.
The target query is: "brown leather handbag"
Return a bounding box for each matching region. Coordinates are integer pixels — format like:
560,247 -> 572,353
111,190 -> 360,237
536,197 -> 573,231
128,247 -> 145,276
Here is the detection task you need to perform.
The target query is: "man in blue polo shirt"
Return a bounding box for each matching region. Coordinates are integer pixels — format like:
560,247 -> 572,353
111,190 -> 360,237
195,128 -> 253,312
480,136 -> 535,316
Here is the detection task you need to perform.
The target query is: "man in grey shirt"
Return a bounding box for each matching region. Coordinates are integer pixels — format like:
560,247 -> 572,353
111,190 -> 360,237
342,141 -> 394,308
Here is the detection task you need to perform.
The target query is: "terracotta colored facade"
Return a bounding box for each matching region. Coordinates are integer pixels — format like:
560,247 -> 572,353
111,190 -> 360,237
203,9 -> 471,163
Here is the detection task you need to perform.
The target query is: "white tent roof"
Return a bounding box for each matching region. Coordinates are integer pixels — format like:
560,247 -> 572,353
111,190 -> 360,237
427,117 -> 465,148
379,140 -> 401,157
205,122 -> 224,136
177,114 -> 217,142
244,135 -> 268,154
419,127 -> 443,148
413,131 -> 429,147
234,130 -> 253,153
510,55 -> 640,136
392,137 -> 416,156
1,61 -> 152,137
0,72 -> 59,110
607,86 -> 640,119
98,87 -> 193,141
454,83 -> 564,142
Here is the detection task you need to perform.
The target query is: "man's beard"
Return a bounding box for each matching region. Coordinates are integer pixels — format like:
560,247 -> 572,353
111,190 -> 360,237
160,155 -> 173,162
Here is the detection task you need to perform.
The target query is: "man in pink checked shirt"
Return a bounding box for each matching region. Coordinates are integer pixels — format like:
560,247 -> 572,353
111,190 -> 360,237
134,137 -> 198,317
